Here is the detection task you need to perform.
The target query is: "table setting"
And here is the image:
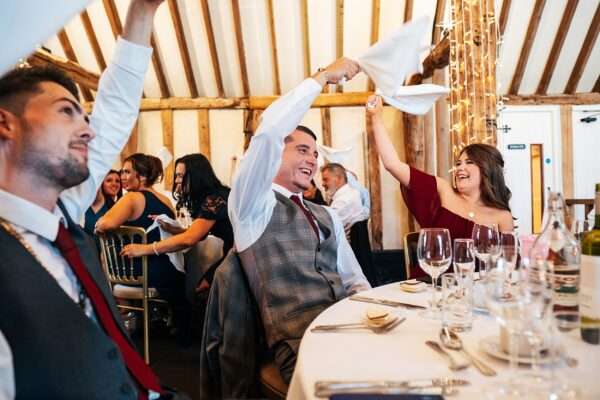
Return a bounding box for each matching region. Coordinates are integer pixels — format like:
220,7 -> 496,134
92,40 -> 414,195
287,225 -> 600,399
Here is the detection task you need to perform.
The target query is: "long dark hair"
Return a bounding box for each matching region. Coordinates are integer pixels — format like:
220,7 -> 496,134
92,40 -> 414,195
102,169 -> 122,209
458,144 -> 512,212
172,153 -> 227,215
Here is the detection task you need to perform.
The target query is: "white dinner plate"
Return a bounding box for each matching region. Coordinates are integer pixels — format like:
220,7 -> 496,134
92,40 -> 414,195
479,335 -> 561,365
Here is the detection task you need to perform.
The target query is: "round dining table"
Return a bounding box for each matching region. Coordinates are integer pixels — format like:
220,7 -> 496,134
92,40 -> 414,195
287,281 -> 600,399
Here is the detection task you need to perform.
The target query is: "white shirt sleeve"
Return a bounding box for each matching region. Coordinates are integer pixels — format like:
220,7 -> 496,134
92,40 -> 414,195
228,78 -> 323,252
0,331 -> 14,400
59,38 -> 152,222
329,185 -> 363,231
323,207 -> 371,294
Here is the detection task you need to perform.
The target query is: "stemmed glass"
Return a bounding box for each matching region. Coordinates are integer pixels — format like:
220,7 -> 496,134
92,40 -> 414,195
500,231 -> 519,283
471,223 -> 501,280
417,228 -> 452,319
570,219 -> 590,241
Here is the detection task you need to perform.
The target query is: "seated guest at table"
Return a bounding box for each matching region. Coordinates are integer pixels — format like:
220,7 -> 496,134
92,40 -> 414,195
303,178 -> 326,205
120,153 -> 233,298
229,57 -> 371,383
83,169 -> 121,235
0,1 -> 188,398
365,95 -> 513,275
96,152 -> 191,346
321,163 -> 365,237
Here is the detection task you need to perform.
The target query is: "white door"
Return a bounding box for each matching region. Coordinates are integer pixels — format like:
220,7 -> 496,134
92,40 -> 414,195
496,106 -> 562,235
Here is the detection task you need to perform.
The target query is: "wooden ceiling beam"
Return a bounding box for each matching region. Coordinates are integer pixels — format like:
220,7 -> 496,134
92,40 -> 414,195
593,74 -> 600,93
498,0 -> 511,37
266,0 -> 281,95
508,0 -> 546,95
57,29 -> 94,101
231,0 -> 250,96
367,0 -> 381,92
404,0 -> 413,22
536,0 -> 578,95
300,0 -> 311,78
564,2 -> 600,94
504,92 -> 600,105
335,0 -> 344,93
167,0 -> 199,98
150,34 -> 170,98
432,0 -> 447,45
103,0 -> 123,38
28,50 -> 100,91
200,0 -> 225,97
80,10 -> 107,71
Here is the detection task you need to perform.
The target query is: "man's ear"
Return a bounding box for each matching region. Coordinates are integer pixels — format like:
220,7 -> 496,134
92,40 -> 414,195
0,108 -> 19,141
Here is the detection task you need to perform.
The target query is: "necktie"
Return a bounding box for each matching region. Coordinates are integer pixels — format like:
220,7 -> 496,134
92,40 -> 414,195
290,194 -> 319,238
54,224 -> 162,399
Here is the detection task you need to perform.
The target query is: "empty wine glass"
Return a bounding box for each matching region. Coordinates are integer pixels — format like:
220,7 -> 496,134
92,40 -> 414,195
417,228 -> 452,319
570,219 -> 590,241
471,223 -> 501,280
453,238 -> 475,287
500,231 -> 519,283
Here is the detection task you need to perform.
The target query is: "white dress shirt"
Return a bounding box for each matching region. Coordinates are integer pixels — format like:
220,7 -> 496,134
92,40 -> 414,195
0,37 -> 151,400
346,172 -> 371,221
328,183 -> 365,236
228,78 -> 371,294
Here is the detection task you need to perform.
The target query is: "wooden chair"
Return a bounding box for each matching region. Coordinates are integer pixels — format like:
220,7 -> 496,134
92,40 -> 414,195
403,231 -> 420,280
98,226 -> 166,364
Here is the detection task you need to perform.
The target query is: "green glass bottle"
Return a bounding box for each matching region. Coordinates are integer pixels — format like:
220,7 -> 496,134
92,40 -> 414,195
581,183 -> 600,344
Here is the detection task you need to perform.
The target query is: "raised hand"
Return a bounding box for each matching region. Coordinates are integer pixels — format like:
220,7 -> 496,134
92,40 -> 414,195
365,94 -> 383,117
312,57 -> 361,87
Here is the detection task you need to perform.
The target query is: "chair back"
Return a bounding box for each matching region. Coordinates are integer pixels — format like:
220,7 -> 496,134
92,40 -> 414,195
99,226 -> 148,290
403,231 -> 420,280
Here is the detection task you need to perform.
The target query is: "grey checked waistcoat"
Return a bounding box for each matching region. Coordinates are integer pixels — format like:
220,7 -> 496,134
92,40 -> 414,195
238,191 -> 347,350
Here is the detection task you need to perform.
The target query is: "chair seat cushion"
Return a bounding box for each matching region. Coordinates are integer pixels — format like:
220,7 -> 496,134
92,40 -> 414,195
113,284 -> 159,299
259,360 -> 288,399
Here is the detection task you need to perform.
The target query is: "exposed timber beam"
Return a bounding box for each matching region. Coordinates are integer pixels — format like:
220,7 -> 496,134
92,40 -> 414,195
432,0 -> 447,44
198,109 -> 211,159
498,0 -> 511,37
300,0 -> 311,78
365,111 -> 383,250
232,0 -> 250,96
167,0 -> 199,97
200,0 -> 225,97
103,0 -> 123,38
266,0 -> 281,94
57,29 -> 93,101
509,0 -> 546,95
367,0 -> 381,92
564,2 -> 600,94
335,0 -> 344,93
161,109 -> 174,188
28,50 -> 100,91
321,108 -> 332,147
594,74 -> 600,93
404,0 -> 413,22
150,34 -> 170,98
80,10 -> 107,71
504,92 -> 600,105
536,0 -> 578,94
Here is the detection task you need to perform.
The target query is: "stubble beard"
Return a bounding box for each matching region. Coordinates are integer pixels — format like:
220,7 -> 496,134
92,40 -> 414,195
20,148 -> 89,190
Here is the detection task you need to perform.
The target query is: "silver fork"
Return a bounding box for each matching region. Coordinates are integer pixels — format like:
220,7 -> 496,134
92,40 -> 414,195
311,317 -> 406,333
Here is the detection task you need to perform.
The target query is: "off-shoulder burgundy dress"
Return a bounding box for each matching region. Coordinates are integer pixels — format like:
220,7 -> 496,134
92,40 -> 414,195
401,167 -> 474,277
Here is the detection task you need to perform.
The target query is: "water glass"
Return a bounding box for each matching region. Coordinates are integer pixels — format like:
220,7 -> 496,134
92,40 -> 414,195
453,238 -> 475,285
471,223 -> 501,279
417,228 -> 452,319
441,273 -> 473,332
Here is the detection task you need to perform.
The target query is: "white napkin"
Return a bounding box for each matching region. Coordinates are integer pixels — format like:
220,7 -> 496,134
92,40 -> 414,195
157,146 -> 173,169
318,144 -> 354,165
146,214 -> 185,273
358,16 -> 449,115
1,0 -> 92,75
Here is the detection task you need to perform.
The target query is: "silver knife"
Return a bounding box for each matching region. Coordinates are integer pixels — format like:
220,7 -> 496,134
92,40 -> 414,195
315,378 -> 469,397
350,295 -> 426,309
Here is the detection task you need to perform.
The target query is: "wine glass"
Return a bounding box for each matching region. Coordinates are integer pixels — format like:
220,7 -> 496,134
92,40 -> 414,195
417,228 -> 452,319
500,231 -> 519,283
570,219 -> 590,241
453,238 -> 475,288
471,223 -> 501,280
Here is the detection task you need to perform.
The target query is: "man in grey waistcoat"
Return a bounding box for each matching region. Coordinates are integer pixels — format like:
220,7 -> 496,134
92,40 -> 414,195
229,58 -> 372,383
0,1 -> 188,398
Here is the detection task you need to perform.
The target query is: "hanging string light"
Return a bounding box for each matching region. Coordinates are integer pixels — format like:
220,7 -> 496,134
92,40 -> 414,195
449,0 -> 499,159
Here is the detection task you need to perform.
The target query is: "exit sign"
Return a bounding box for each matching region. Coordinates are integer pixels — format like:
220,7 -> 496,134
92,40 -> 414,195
507,144 -> 526,150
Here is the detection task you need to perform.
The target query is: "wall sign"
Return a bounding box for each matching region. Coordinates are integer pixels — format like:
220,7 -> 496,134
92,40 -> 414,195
507,144 -> 526,150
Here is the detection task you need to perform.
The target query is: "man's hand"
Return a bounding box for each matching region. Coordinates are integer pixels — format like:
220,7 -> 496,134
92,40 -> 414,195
312,57 -> 361,87
122,0 -> 165,46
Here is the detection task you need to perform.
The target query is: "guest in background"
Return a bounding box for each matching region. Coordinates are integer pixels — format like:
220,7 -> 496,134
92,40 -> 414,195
321,163 -> 364,237
83,170 -> 121,235
121,153 -> 233,300
303,179 -> 326,205
96,153 -> 191,346
366,95 -> 513,276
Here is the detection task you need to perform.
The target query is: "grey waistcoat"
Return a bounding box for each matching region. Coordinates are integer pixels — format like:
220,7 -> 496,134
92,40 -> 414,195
238,191 -> 347,349
0,202 -> 138,399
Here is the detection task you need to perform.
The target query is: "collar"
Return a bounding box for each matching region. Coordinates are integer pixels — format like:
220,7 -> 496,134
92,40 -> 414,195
272,183 -> 304,200
0,188 -> 66,241
331,183 -> 350,199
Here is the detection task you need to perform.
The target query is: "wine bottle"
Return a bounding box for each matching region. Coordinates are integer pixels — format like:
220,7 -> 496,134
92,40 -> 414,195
581,183 -> 600,344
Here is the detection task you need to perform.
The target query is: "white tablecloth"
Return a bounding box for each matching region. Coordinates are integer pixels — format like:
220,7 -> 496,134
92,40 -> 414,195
287,282 -> 600,399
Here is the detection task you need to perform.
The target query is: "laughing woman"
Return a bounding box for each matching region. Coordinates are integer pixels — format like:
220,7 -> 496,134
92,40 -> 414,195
366,95 -> 513,274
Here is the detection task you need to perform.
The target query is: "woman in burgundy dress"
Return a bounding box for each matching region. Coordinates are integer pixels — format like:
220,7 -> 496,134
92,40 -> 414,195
366,95 -> 514,277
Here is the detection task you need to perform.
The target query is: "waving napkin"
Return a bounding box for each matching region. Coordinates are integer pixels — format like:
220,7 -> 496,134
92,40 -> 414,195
1,0 -> 92,75
358,16 -> 449,115
146,214 -> 185,273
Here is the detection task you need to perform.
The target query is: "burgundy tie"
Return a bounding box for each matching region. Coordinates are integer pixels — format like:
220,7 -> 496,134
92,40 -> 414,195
290,194 -> 319,238
54,224 -> 162,399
